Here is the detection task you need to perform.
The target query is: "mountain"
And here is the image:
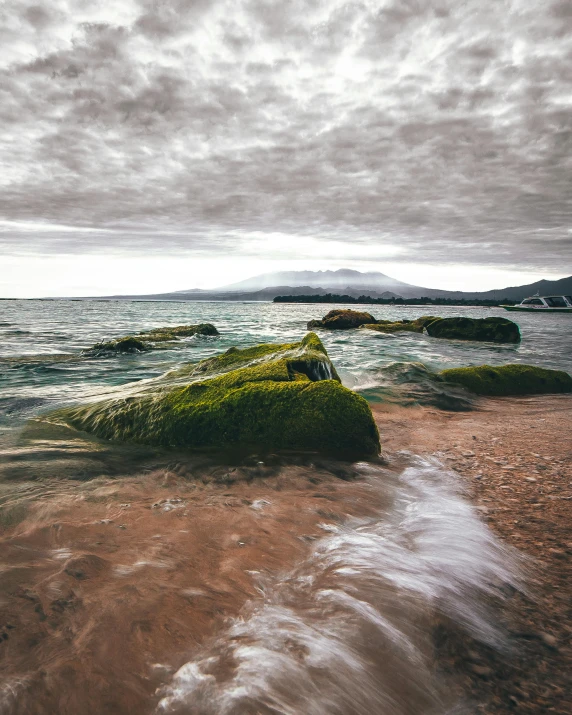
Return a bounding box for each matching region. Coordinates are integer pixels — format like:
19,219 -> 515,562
80,270 -> 572,302
216,269 -> 413,293
464,275 -> 572,301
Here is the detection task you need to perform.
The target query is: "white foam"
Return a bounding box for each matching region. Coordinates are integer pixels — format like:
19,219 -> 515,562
156,456 -> 523,715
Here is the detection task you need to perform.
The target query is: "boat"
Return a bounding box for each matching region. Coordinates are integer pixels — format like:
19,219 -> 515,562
502,294 -> 572,313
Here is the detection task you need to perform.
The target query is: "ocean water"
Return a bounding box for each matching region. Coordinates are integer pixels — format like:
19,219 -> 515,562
1,299 -> 564,714
1,299 -> 571,428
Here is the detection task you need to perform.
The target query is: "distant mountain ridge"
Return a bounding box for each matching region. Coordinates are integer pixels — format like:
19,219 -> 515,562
88,269 -> 572,302
215,269 -> 410,293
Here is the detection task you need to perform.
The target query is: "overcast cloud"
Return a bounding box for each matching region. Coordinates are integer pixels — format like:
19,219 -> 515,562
1,0 -> 572,274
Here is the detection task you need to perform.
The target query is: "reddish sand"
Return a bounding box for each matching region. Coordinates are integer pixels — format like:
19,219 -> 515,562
371,395 -> 572,715
0,394 -> 570,714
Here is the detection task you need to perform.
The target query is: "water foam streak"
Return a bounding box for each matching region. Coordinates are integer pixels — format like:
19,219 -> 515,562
157,456 -> 522,715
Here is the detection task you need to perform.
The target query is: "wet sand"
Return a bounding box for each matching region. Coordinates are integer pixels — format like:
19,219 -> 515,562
0,394 -> 570,714
372,394 -> 572,714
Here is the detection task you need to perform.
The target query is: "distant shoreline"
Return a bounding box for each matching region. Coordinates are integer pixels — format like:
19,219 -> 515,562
0,297 -> 513,306
273,293 -> 516,307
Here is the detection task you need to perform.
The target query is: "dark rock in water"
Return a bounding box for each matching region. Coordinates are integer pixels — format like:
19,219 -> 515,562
425,317 -> 521,343
307,309 -> 377,330
361,316 -> 439,334
359,362 -> 474,411
441,364 -> 572,396
84,324 -> 219,355
137,323 -> 219,341
88,336 -> 148,354
50,333 -> 380,460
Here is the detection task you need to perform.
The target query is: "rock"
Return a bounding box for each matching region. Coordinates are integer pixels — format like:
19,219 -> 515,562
49,333 -> 380,460
360,316 -> 439,334
539,632 -> 558,649
470,664 -> 492,677
440,364 -> 572,396
63,554 -> 109,580
424,316 -> 521,343
85,324 -> 219,355
307,309 -> 377,330
87,336 -> 149,354
138,324 -> 219,341
359,361 -> 474,411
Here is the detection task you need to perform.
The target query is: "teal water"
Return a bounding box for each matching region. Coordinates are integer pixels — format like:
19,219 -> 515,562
1,299 -> 571,428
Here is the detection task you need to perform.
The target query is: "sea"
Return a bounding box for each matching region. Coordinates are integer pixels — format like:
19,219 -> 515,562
1,299 -> 571,430
0,299 -> 570,714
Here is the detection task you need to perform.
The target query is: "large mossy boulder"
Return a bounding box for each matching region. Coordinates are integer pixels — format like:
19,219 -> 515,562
52,333 -> 380,460
441,364 -> 572,396
360,316 -> 439,334
307,309 -> 377,330
85,323 -> 219,354
425,317 -> 520,343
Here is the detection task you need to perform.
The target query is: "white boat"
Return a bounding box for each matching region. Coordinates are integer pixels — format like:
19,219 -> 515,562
502,294 -> 572,313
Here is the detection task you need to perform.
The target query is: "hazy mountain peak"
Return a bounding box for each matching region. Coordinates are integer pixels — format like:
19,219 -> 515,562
217,269 -> 413,292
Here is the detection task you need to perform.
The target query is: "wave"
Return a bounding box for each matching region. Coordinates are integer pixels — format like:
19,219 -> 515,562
350,362 -> 475,411
156,456 -> 522,715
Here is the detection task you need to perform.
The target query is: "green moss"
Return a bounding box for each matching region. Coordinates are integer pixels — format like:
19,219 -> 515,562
440,364 -> 572,396
425,317 -> 520,343
85,323 -> 219,354
138,323 -> 219,342
51,333 -> 378,459
88,336 -> 148,354
361,316 -> 439,334
307,309 -> 377,330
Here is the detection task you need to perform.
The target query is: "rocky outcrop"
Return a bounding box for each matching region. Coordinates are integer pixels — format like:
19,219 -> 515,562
86,336 -> 149,354
360,317 -> 439,334
441,364 -> 572,396
307,309 -> 377,330
361,316 -> 521,343
52,333 -> 380,460
85,324 -> 219,354
425,317 -> 520,343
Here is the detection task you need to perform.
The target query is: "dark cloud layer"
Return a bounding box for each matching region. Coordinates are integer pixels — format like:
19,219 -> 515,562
1,0 -> 571,269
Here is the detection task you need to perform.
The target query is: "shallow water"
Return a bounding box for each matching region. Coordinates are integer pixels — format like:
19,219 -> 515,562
1,299 -> 571,427
0,299 -> 561,714
156,457 -> 521,715
0,453 -> 523,715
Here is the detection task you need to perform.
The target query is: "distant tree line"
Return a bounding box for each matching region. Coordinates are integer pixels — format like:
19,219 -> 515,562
273,294 -> 517,306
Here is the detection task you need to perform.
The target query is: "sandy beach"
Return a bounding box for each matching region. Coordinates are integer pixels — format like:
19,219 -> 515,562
0,394 -> 570,714
372,394 -> 572,714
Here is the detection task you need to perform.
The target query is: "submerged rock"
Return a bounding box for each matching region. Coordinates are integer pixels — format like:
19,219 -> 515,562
307,309 -> 377,330
51,333 -> 380,459
88,336 -> 149,354
425,317 -> 521,343
441,364 -> 572,396
359,362 -> 475,411
361,317 -> 439,334
362,316 -> 521,343
85,323 -> 219,354
137,324 -> 219,342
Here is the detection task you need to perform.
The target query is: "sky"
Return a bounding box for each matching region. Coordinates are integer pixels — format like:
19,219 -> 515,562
1,0 -> 571,297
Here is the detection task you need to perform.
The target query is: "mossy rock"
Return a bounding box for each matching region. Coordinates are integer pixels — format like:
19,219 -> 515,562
138,323 -> 219,342
440,364 -> 572,396
51,333 -> 380,460
88,336 -> 149,354
361,316 -> 439,334
85,323 -> 219,354
425,317 -> 520,343
307,309 -> 377,330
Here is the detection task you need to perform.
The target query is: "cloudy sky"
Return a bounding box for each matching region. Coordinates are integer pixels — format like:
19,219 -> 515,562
1,0 -> 571,297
